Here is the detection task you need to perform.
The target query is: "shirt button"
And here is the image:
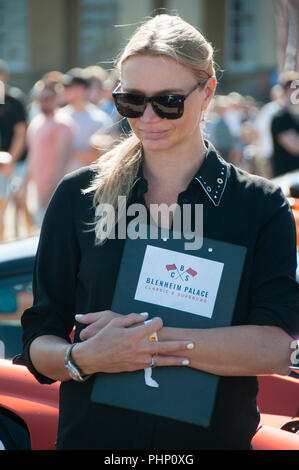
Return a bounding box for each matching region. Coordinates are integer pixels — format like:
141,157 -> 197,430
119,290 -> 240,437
217,178 -> 223,184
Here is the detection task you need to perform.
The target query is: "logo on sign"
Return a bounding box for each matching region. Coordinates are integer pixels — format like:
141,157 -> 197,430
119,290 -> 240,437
166,264 -> 197,282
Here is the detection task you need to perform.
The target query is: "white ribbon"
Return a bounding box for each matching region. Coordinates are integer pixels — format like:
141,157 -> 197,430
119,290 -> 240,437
144,366 -> 159,388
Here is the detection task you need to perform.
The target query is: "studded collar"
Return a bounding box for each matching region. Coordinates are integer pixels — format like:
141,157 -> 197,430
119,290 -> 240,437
192,140 -> 228,207
131,140 -> 228,207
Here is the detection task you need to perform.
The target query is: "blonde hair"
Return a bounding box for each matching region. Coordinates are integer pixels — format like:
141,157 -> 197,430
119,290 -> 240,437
83,14 -> 215,245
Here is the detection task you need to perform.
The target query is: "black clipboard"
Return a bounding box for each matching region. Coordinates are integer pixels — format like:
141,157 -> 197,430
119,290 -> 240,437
91,228 -> 246,427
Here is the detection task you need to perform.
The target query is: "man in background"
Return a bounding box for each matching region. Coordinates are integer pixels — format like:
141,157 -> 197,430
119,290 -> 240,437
23,79 -> 74,226
59,68 -> 113,172
0,59 -> 28,240
271,70 -> 299,177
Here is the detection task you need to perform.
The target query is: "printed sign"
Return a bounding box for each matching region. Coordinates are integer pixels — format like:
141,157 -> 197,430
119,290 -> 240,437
134,245 -> 224,318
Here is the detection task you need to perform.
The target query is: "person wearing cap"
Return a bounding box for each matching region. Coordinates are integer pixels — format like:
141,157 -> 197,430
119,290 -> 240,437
83,65 -> 108,108
270,70 -> 299,177
21,79 -> 74,226
58,68 -> 113,172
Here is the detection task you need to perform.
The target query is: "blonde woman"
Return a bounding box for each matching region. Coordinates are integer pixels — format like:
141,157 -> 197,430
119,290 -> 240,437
18,15 -> 298,450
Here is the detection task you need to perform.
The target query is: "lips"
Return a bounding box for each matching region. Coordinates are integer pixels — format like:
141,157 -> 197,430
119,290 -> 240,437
139,129 -> 170,139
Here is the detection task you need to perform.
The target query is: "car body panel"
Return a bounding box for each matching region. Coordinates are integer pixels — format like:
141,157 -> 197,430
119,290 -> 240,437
1,357 -> 298,450
0,359 -> 59,450
257,374 -> 299,418
253,374 -> 299,449
0,236 -> 39,279
252,425 -> 299,450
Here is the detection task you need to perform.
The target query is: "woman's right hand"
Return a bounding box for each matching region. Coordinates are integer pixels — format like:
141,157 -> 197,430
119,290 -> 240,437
75,310 -> 146,341
71,314 -> 193,375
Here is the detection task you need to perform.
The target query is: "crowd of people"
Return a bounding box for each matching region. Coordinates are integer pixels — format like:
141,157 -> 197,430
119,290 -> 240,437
0,61 -> 123,240
0,58 -> 298,241
205,70 -> 299,179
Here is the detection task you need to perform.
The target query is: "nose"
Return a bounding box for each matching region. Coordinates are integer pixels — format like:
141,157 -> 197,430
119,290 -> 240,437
140,102 -> 161,122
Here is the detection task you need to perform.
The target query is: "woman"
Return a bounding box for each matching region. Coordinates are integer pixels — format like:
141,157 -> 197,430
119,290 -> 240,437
18,14 -> 298,450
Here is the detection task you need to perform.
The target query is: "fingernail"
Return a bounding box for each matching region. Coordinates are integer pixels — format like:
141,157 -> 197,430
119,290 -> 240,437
140,312 -> 149,316
75,314 -> 84,319
187,343 -> 194,349
182,359 -> 190,365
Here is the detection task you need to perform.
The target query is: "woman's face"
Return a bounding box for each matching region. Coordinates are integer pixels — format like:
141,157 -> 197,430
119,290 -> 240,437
120,55 -> 215,154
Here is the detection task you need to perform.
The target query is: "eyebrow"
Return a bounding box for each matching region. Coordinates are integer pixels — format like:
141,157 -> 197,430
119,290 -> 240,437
122,87 -> 186,94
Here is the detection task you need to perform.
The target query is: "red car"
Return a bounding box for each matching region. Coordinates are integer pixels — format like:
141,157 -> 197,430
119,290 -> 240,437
0,236 -> 298,450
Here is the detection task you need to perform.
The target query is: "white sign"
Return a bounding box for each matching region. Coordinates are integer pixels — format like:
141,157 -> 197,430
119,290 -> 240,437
134,245 -> 224,319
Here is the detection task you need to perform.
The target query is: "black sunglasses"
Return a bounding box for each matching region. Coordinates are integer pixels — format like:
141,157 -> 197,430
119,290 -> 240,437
112,79 -> 208,120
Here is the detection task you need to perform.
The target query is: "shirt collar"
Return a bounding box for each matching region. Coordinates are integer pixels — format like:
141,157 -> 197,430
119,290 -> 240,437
131,140 -> 228,207
193,140 -> 228,207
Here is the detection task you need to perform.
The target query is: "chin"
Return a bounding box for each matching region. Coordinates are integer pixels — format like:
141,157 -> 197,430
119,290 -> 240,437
142,141 -> 170,153
141,136 -> 176,153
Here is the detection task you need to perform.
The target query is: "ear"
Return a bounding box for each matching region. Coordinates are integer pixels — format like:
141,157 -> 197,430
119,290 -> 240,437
202,76 -> 217,112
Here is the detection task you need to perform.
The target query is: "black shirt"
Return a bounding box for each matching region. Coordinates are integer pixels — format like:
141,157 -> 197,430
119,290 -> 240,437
18,141 -> 299,450
0,94 -> 27,161
271,107 -> 299,177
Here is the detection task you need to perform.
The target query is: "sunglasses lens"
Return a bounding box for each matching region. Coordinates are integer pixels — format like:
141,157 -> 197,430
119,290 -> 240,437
153,95 -> 184,119
113,93 -> 146,118
112,91 -> 185,120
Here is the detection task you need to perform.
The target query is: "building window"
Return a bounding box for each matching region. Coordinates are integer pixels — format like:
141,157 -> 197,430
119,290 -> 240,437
0,0 -> 28,73
225,0 -> 257,71
78,0 -> 119,67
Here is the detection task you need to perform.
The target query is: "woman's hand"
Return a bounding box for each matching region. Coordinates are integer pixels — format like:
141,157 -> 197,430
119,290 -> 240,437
75,310 -> 146,341
72,314 -> 194,375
